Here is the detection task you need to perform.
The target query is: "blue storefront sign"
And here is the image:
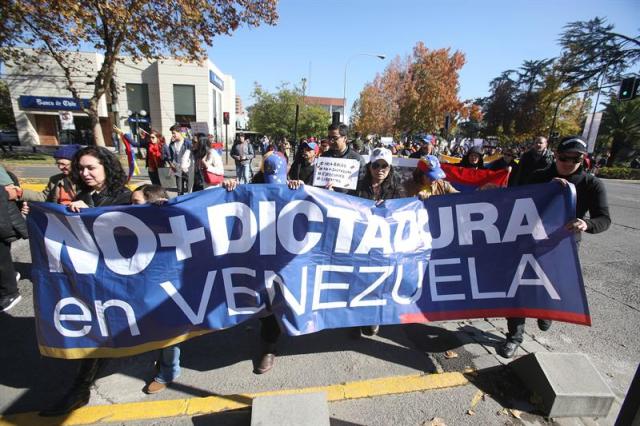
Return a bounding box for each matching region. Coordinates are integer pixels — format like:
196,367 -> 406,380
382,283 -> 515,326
209,70 -> 224,90
19,95 -> 90,111
127,116 -> 151,124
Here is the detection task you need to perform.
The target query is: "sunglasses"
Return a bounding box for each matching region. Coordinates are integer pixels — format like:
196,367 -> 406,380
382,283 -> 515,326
371,162 -> 389,170
557,155 -> 583,164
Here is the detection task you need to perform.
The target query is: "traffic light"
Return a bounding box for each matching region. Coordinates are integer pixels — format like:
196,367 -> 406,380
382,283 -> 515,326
618,77 -> 638,101
223,111 -> 230,125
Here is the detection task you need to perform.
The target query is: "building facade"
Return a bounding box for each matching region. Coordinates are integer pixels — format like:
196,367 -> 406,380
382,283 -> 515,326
304,96 -> 345,121
3,50 -> 236,147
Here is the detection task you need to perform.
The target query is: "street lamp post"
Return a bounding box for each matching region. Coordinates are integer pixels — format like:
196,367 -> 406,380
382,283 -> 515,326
343,53 -> 385,124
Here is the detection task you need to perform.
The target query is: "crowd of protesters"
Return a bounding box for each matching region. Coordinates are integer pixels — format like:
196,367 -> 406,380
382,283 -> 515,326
0,122 -> 612,416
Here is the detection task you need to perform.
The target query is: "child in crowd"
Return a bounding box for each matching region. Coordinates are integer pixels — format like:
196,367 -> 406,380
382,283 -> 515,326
130,184 -> 177,394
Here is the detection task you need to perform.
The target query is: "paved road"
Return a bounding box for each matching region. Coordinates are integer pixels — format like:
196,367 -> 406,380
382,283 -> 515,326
0,179 -> 638,425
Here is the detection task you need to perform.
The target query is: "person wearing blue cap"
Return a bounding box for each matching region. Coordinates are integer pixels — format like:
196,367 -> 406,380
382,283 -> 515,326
221,151 -> 291,374
407,155 -> 459,200
288,141 -> 319,186
17,144 -> 81,205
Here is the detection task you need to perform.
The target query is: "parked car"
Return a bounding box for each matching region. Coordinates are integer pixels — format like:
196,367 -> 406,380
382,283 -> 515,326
0,129 -> 20,146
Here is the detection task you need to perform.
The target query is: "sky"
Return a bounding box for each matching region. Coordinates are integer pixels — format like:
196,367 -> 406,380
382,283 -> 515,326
208,0 -> 639,111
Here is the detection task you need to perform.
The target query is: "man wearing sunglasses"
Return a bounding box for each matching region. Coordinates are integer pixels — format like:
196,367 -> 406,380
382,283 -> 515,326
321,123 -> 366,193
499,136 -> 611,359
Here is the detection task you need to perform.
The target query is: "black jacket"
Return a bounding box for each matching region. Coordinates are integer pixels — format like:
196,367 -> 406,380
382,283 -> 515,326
528,164 -> 611,235
0,174 -> 28,243
74,187 -> 132,208
351,168 -> 405,201
513,148 -> 554,186
288,159 -> 316,184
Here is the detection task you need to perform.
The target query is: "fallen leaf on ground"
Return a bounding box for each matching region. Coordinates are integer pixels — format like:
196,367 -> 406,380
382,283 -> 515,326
444,350 -> 459,359
466,409 -> 476,416
469,390 -> 484,410
427,417 -> 447,426
509,409 -> 523,419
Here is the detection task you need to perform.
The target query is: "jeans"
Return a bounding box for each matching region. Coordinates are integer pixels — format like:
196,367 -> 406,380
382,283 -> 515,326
236,163 -> 252,184
0,241 -> 18,297
155,345 -> 181,384
175,174 -> 190,195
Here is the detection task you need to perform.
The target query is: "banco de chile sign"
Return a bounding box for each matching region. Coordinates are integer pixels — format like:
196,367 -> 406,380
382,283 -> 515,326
209,71 -> 224,90
19,96 -> 90,111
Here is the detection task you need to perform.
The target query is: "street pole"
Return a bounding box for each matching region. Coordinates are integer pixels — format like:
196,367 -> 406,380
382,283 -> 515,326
225,123 -> 229,163
293,104 -> 299,145
343,53 -> 386,125
548,83 -> 618,140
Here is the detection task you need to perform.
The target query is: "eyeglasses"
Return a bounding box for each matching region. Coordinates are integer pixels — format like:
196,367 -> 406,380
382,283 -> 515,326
371,162 -> 389,170
327,135 -> 342,142
557,155 -> 583,164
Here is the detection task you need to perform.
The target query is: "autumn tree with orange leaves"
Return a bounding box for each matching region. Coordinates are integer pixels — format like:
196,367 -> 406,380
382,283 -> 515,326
0,0 -> 278,146
398,42 -> 466,134
352,57 -> 406,137
353,42 -> 470,137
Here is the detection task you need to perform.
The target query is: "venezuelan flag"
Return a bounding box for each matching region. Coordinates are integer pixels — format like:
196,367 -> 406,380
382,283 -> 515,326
441,163 -> 510,192
119,133 -> 140,182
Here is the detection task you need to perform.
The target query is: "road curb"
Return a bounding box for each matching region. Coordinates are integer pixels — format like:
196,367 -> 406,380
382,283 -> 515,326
0,372 -> 468,425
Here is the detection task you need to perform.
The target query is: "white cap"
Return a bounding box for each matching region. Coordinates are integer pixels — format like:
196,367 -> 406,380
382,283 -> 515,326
370,147 -> 392,166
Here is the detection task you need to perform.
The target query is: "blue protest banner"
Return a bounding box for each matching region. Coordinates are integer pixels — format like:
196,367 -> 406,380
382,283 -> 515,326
27,183 -> 588,359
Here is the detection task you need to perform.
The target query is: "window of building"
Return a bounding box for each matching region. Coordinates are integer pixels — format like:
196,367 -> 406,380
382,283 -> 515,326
174,84 -> 196,125
126,83 -> 150,112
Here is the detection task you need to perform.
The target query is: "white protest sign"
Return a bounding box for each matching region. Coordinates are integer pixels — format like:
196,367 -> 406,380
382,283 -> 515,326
380,137 -> 394,147
190,122 -> 210,136
313,157 -> 360,190
59,111 -> 75,130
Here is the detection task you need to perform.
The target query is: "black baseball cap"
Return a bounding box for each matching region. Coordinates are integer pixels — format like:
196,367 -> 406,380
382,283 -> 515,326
557,137 -> 587,154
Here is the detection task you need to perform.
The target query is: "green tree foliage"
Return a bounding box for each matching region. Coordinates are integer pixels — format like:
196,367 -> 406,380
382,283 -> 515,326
248,82 -> 330,139
0,80 -> 16,129
558,17 -> 640,89
600,97 -> 640,164
482,17 -> 638,143
0,0 -> 278,145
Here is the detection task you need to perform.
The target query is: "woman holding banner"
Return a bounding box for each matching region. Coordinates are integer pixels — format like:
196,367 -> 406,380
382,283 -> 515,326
40,146 -> 131,417
350,148 -> 405,336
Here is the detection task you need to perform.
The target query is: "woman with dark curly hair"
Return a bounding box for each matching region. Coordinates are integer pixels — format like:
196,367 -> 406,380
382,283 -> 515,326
67,146 -> 131,212
41,146 -> 131,417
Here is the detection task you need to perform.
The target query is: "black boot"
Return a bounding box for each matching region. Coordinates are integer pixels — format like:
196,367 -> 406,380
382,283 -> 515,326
537,319 -> 552,331
39,358 -> 103,417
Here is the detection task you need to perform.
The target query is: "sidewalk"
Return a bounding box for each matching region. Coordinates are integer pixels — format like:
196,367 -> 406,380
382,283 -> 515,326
0,310 -> 621,425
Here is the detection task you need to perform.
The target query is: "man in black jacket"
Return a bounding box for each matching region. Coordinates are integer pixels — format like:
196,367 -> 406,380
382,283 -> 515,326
512,136 -> 554,186
321,123 -> 366,193
498,136 -> 611,358
288,141 -> 319,185
0,166 -> 28,312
